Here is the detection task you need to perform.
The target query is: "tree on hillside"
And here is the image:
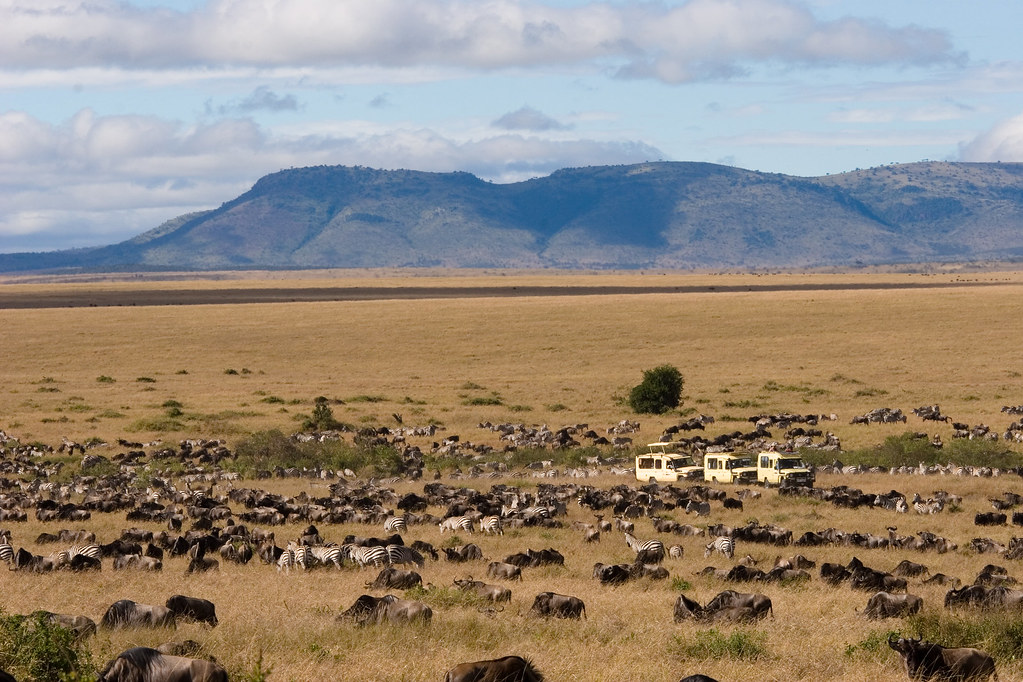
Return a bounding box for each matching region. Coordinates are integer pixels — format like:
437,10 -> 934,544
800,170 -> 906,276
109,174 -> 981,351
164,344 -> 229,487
628,365 -> 684,414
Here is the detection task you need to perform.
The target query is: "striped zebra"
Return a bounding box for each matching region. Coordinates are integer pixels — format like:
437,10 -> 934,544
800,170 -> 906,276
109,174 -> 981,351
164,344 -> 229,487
0,543 -> 13,564
623,532 -> 665,563
384,515 -> 408,533
439,516 -> 474,534
276,546 -> 295,573
386,544 -> 425,568
288,542 -> 309,570
344,544 -> 389,568
668,544 -> 684,559
55,543 -> 101,567
480,516 -> 503,536
704,536 -> 735,559
309,545 -> 343,570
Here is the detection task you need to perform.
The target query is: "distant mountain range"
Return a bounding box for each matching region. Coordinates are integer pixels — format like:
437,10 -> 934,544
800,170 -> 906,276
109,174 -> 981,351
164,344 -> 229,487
4,161 -> 1023,272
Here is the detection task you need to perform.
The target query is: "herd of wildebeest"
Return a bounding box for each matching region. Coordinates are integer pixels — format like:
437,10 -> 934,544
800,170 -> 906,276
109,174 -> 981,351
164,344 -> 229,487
4,406 -> 1023,681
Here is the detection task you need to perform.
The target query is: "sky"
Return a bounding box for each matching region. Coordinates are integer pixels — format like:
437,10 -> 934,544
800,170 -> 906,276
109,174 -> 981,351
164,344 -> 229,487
2,0 -> 1023,253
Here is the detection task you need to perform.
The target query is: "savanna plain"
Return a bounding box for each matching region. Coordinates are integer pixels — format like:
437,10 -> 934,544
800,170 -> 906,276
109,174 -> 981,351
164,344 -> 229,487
4,270 -> 1023,682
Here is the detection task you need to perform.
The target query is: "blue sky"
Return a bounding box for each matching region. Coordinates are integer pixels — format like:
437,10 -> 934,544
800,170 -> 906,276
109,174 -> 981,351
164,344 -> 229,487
2,0 -> 1023,253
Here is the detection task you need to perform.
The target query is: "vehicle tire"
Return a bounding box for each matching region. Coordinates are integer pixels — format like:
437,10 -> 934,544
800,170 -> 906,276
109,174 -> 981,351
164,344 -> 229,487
649,477 -> 657,484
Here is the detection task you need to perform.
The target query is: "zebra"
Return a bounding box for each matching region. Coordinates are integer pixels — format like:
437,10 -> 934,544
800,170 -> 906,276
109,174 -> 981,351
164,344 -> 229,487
288,542 -> 310,570
344,544 -> 389,568
704,536 -> 735,559
54,543 -> 101,568
384,515 -> 408,533
0,543 -> 13,564
480,516 -> 503,536
276,546 -> 295,573
309,545 -> 343,570
439,516 -> 474,534
623,532 -> 666,563
386,544 -> 425,568
668,544 -> 684,559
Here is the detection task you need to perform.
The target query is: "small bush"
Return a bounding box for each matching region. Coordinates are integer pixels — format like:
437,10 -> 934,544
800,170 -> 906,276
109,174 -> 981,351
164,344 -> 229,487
135,376 -> 156,383
463,396 -> 503,406
546,403 -> 568,412
224,368 -> 239,375
669,628 -> 767,661
95,375 -> 115,384
304,398 -> 343,431
628,365 -> 684,414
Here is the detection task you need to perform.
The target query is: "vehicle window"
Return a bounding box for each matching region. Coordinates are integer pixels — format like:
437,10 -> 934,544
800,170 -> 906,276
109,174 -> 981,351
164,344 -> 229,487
760,456 -> 769,468
655,460 -> 662,469
638,458 -> 654,469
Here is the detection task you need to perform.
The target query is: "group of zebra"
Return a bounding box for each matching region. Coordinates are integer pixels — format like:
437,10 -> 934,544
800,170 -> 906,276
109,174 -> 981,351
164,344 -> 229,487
437,514 -> 505,535
275,541 -> 425,572
623,532 -> 734,563
0,539 -> 102,570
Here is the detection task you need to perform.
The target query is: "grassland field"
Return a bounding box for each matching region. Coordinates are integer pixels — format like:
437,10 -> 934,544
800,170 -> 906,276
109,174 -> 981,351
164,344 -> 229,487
2,270 -> 1023,681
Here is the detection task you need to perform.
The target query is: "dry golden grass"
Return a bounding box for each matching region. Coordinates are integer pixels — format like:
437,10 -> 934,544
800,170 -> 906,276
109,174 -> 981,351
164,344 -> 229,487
2,271 -> 1023,454
3,271 -> 1023,680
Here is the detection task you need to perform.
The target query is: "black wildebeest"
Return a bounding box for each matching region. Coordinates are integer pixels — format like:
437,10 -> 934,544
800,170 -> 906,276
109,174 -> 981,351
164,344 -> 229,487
100,600 -> 176,629
487,561 -> 523,581
862,591 -> 923,619
97,646 -> 227,682
444,655 -> 544,682
888,635 -> 997,681
366,567 -> 423,590
679,677 -> 719,682
453,577 -> 511,602
529,592 -> 586,619
164,595 -> 218,627
337,594 -> 432,626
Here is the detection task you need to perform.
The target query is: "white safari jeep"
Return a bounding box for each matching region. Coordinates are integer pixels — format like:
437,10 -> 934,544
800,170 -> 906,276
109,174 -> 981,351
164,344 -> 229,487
635,443 -> 703,483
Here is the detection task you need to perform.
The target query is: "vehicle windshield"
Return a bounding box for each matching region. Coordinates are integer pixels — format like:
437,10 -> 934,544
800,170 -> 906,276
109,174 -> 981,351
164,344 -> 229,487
778,457 -> 804,469
666,457 -> 694,469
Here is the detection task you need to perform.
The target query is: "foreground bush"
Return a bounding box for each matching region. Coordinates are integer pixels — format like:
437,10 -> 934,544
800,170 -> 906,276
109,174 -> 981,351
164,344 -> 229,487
0,610 -> 94,682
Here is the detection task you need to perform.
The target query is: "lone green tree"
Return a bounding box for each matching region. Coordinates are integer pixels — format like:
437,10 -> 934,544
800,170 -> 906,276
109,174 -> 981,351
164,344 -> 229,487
628,364 -> 684,414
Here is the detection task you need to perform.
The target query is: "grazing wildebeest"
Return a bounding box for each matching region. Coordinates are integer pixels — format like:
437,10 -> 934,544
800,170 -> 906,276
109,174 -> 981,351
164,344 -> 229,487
679,676 -> 719,682
100,600 -> 176,629
487,561 -> 523,581
164,596 -> 218,627
673,594 -> 705,622
31,610 -> 97,640
529,592 -> 586,619
337,594 -> 432,626
892,559 -> 929,578
453,578 -> 511,602
97,646 -> 227,682
704,590 -> 773,620
888,636 -> 997,681
444,544 -> 484,563
444,655 -> 544,682
594,562 -> 631,586
155,641 -> 202,657
366,566 -> 423,590
863,591 -> 923,619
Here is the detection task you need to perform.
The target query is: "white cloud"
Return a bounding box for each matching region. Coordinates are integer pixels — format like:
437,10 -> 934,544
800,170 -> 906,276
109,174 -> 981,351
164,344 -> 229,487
0,108 -> 663,252
960,112 -> 1023,162
492,106 -> 570,131
0,0 -> 957,85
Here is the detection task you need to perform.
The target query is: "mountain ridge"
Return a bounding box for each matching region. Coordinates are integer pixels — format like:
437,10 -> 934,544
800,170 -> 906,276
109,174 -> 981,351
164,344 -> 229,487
3,160 -> 1023,272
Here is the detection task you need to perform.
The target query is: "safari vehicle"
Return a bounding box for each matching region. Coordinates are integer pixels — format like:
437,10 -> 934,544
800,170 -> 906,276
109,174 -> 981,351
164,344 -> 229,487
756,450 -> 815,487
635,442 -> 703,483
703,452 -> 757,484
